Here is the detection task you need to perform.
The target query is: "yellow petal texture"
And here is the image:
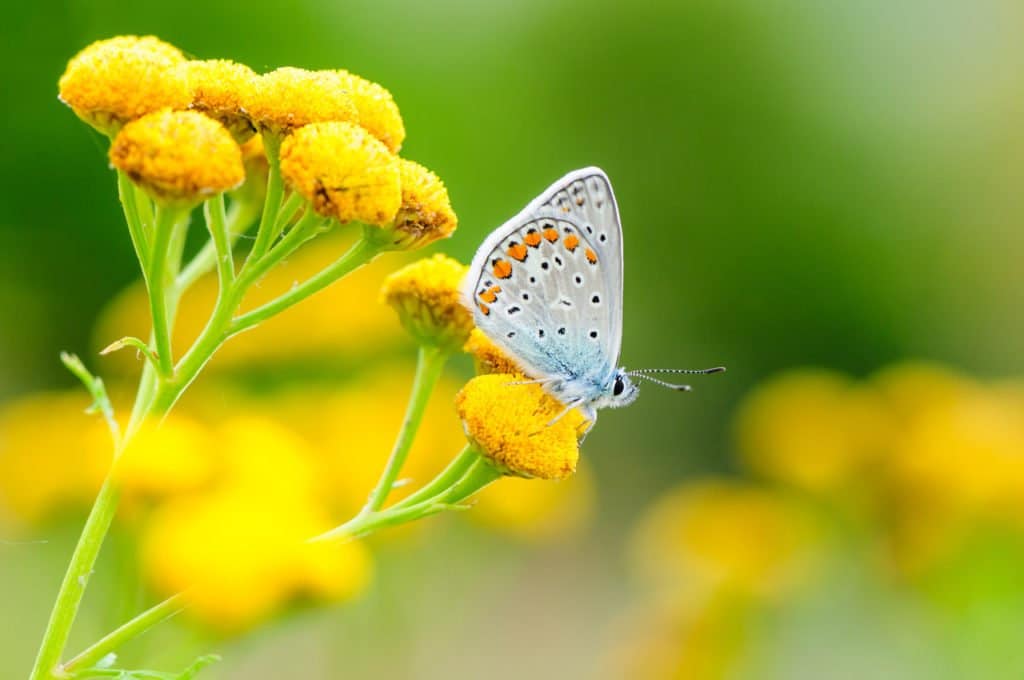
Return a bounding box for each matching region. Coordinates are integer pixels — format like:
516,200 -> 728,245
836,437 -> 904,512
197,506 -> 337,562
455,374 -> 584,480
179,59 -> 258,142
336,69 -> 405,152
388,159 -> 458,249
58,35 -> 189,135
109,109 -> 244,204
246,67 -> 358,134
380,254 -> 473,350
280,121 -> 401,225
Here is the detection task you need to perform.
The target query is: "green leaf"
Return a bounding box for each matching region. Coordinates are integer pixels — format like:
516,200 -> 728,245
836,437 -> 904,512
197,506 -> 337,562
70,654 -> 220,680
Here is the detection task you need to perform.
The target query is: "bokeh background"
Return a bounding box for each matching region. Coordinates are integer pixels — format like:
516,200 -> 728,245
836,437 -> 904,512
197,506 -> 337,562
3,0 -> 1024,678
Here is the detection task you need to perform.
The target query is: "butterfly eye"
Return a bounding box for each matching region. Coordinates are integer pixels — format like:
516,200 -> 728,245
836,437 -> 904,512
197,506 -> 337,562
613,376 -> 625,396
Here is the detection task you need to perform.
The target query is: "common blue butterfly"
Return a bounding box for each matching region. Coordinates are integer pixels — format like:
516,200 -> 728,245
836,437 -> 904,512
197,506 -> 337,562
462,167 -> 724,430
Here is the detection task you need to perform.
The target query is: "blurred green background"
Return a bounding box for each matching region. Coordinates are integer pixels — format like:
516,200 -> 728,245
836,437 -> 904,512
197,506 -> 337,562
2,0 -> 1024,678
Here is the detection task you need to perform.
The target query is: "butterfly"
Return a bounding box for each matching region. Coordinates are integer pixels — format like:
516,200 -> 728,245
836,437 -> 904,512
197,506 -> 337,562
462,167 -> 724,431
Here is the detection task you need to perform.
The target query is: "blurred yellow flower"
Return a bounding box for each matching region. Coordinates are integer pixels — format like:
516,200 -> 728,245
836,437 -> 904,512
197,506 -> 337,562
280,121 -> 401,226
735,369 -> 886,495
384,159 -> 458,250
608,596 -> 748,680
140,417 -> 372,631
229,133 -> 270,206
109,109 -> 245,205
630,479 -> 818,601
381,254 -> 473,351
335,69 -> 405,152
463,328 -> 525,376
0,392 -> 108,524
179,59 -> 258,142
470,461 -> 594,541
113,414 -> 216,499
94,233 -> 408,375
456,374 -> 584,480
246,67 -> 358,134
58,35 -> 189,135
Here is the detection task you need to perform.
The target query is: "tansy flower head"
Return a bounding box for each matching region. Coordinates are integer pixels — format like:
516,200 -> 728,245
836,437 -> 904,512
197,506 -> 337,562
58,35 -> 189,135
110,109 -> 245,205
463,328 -> 526,376
279,121 -> 400,225
455,374 -> 585,480
381,254 -> 473,351
179,59 -> 258,142
382,159 -> 457,250
246,67 -> 358,135
335,69 -> 405,152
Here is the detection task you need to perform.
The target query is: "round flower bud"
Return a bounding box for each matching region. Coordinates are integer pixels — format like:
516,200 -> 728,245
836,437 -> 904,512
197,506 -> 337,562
455,374 -> 585,480
58,35 -> 189,135
179,59 -> 258,142
335,69 -> 405,152
247,67 -> 358,134
381,254 -> 473,351
109,110 -> 245,205
279,121 -> 401,225
382,159 -> 457,250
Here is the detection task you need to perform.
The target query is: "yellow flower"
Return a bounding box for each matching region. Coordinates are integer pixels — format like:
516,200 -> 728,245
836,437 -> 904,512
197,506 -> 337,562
179,59 -> 258,142
113,414 -> 215,499
58,35 -> 189,135
735,369 -> 886,495
246,67 -> 358,134
470,461 -> 594,540
380,254 -> 473,351
0,392 -> 108,524
279,121 -> 401,225
382,159 -> 457,250
630,479 -> 818,601
455,374 -> 584,480
140,417 -> 372,631
335,69 -> 405,152
463,328 -> 526,376
109,109 -> 245,205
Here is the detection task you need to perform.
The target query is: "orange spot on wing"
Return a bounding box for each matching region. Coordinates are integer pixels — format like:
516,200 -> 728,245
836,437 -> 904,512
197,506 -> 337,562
543,227 -> 559,243
492,259 -> 513,279
478,303 -> 490,316
507,243 -> 528,261
585,248 -> 598,264
478,285 -> 501,303
564,234 -> 580,252
524,230 -> 542,247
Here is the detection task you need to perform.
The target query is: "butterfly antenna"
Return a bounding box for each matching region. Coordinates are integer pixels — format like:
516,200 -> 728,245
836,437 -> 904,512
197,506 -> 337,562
628,367 -> 726,376
630,374 -> 693,391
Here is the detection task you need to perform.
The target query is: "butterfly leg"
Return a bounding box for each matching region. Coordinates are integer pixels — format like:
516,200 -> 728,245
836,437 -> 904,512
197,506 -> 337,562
548,398 -> 585,427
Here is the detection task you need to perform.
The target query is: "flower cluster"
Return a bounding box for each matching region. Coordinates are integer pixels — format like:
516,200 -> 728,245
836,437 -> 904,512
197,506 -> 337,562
58,34 -> 453,246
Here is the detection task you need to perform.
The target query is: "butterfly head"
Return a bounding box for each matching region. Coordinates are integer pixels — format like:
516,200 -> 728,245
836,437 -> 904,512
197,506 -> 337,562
591,368 -> 641,410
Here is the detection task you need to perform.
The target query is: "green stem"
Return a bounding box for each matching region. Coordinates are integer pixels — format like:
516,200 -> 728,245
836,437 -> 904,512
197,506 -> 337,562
61,593 -> 188,675
230,233 -> 380,334
176,201 -> 256,293
28,476 -> 121,680
146,206 -> 180,378
392,445 -> 477,510
362,345 -> 449,514
245,134 -> 283,263
117,173 -> 149,272
312,453 -> 501,542
203,194 -> 234,290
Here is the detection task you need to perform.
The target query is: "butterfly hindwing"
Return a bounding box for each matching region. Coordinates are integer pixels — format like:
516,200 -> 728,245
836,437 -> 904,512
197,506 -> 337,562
463,168 -> 624,389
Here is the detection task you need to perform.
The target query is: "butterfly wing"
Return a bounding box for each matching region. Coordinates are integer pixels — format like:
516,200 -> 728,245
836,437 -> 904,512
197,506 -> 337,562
462,167 -> 625,391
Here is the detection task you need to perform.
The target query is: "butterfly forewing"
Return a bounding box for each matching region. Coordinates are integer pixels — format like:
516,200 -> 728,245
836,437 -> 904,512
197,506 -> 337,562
464,168 -> 624,388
